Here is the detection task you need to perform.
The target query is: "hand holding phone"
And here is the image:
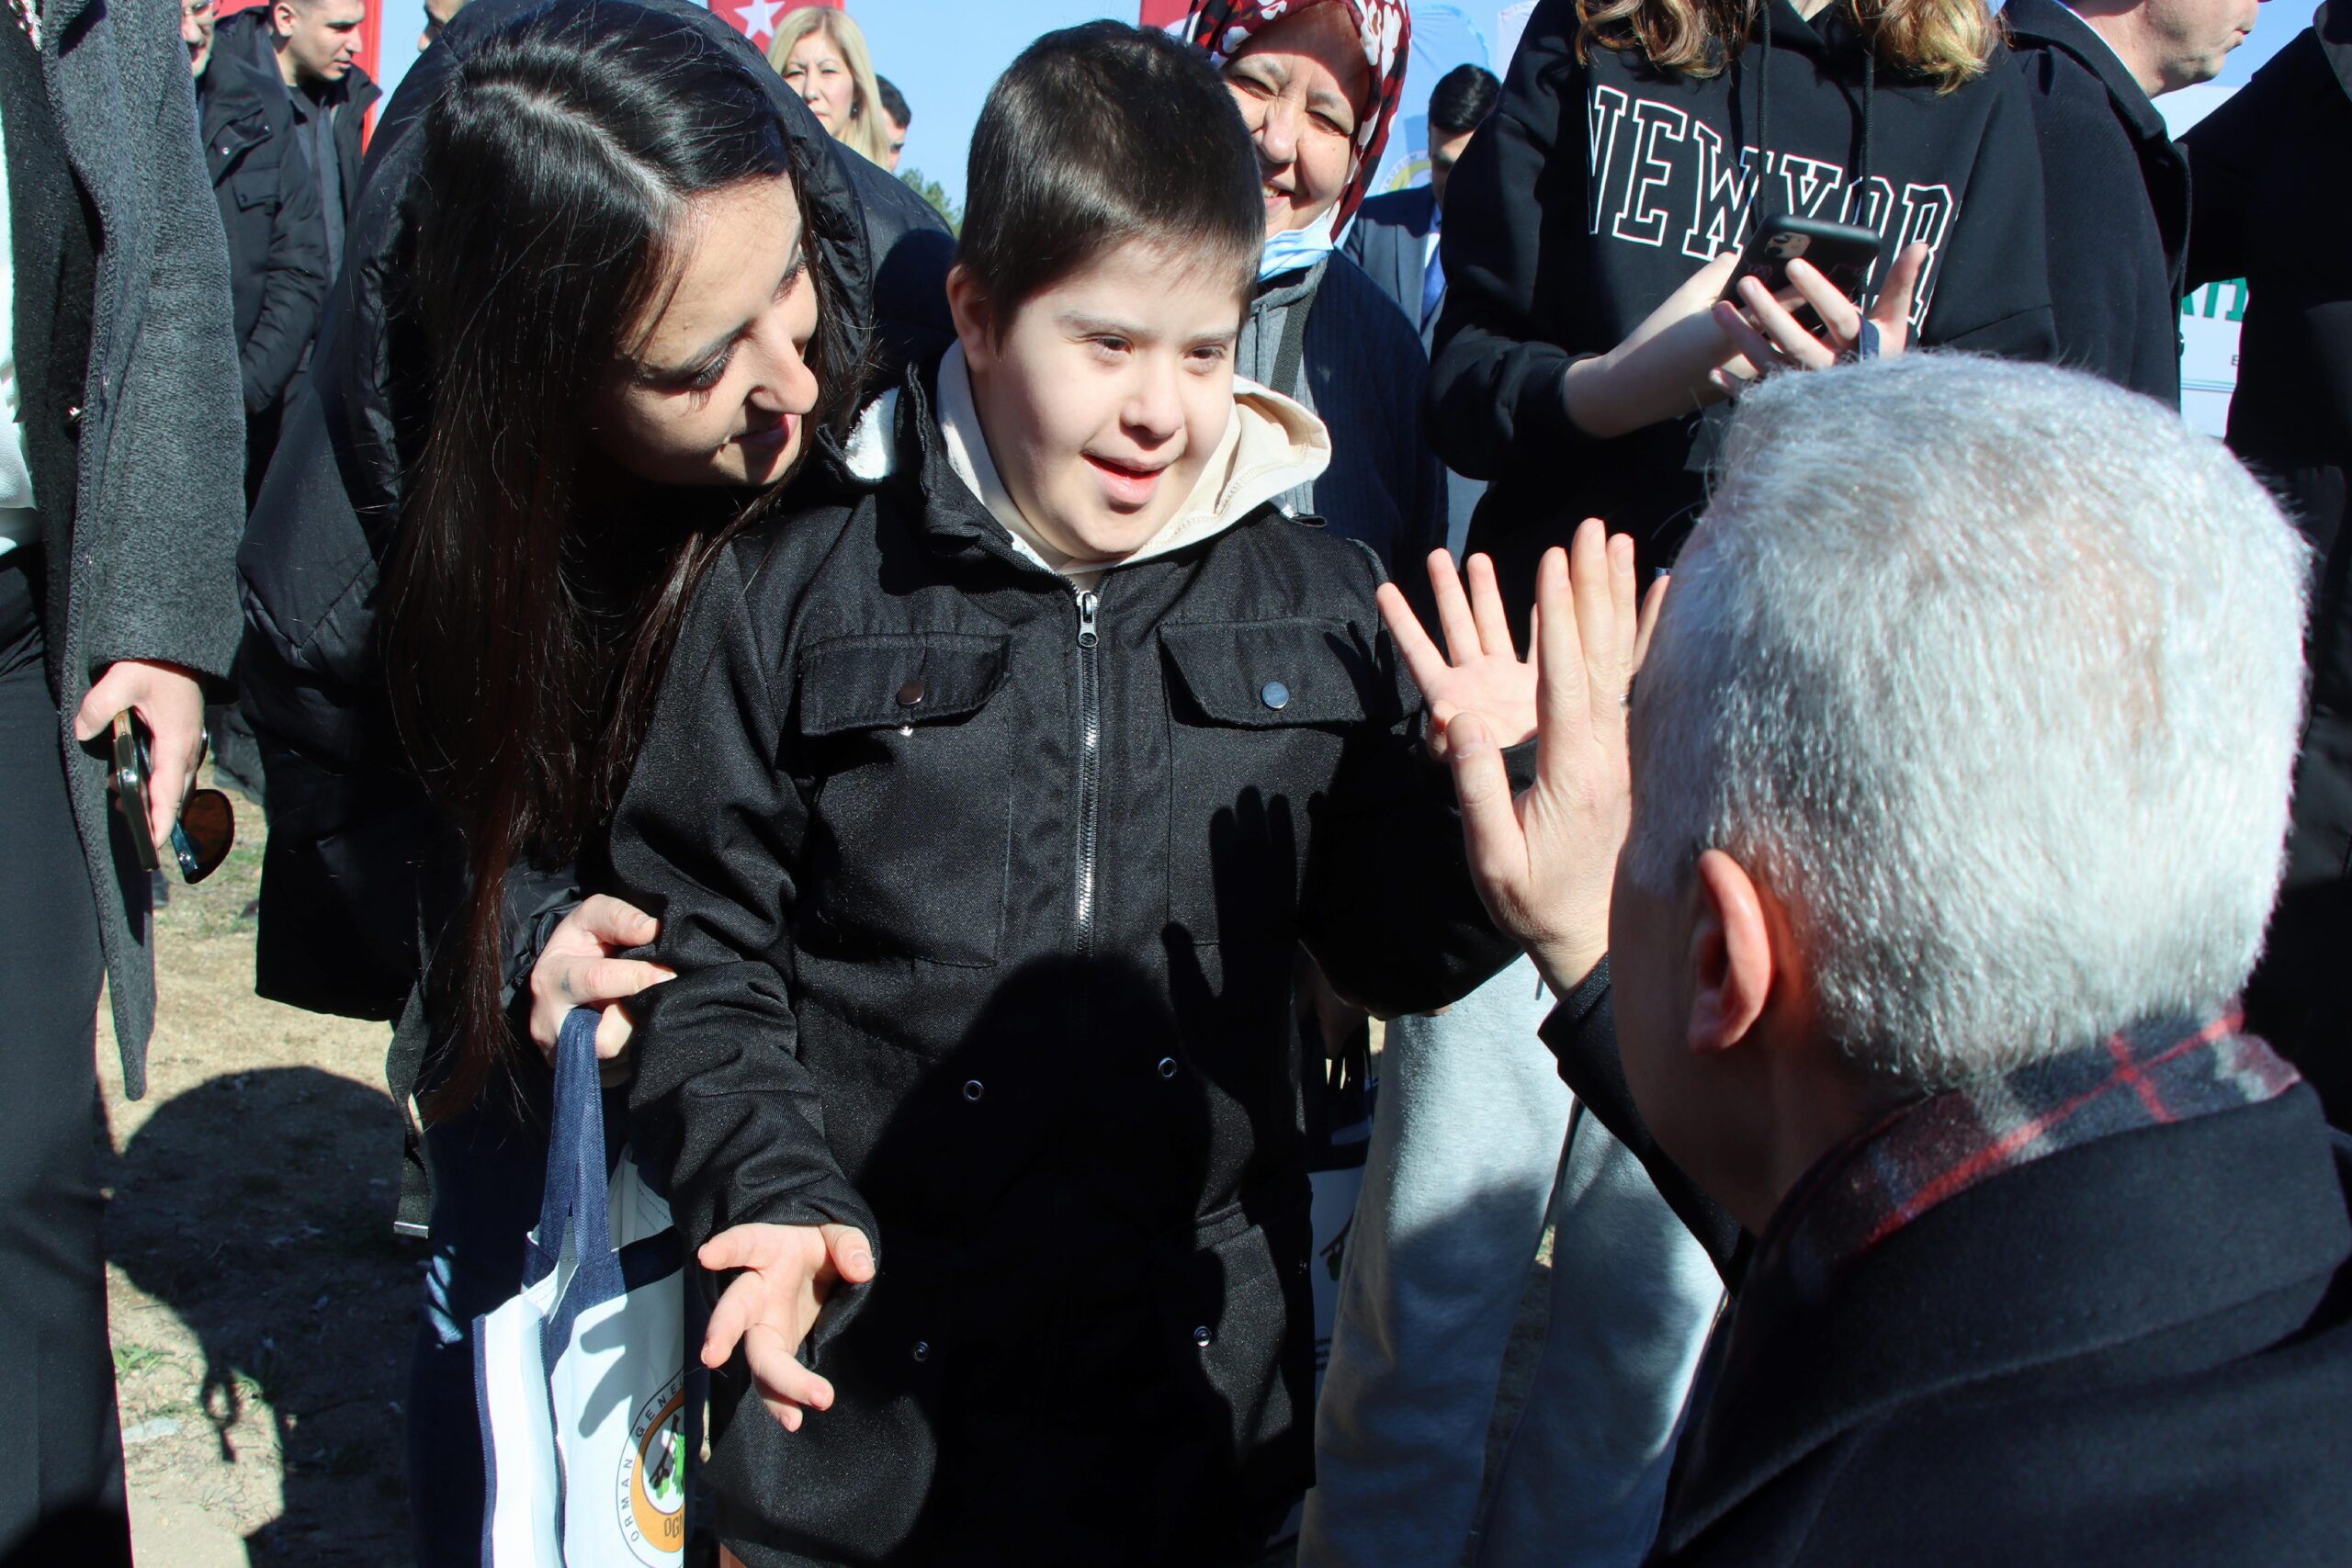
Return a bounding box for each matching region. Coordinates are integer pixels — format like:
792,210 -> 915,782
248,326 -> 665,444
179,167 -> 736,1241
108,711 -> 236,884
1715,231 -> 1933,374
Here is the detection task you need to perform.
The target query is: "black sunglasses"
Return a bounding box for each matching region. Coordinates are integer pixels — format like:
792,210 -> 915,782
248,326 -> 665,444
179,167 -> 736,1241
109,711 -> 238,885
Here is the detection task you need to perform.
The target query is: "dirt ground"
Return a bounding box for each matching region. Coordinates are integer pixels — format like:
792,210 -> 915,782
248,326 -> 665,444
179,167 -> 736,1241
98,806 -> 418,1566
98,791 -> 1552,1567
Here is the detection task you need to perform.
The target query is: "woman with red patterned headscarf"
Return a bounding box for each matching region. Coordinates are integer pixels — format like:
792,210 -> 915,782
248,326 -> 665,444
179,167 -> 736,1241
1182,0 -> 1442,581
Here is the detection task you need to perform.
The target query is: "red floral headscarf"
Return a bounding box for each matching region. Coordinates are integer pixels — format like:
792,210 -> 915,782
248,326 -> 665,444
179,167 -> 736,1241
1185,0 -> 1412,242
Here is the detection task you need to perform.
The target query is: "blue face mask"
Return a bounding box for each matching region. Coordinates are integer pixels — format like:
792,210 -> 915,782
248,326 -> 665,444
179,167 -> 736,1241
1259,220 -> 1340,282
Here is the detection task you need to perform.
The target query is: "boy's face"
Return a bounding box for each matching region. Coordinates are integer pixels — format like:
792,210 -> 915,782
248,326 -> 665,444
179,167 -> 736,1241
950,244 -> 1245,570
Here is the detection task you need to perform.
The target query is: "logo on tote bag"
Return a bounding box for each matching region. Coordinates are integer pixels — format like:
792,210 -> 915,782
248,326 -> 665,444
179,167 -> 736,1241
619,1370 -> 688,1562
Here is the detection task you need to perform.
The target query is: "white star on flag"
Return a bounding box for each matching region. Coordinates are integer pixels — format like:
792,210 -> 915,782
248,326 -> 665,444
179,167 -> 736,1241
732,0 -> 784,44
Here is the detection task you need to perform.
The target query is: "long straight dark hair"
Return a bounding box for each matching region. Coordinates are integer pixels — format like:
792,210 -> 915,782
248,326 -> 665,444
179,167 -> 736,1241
380,1 -> 861,1117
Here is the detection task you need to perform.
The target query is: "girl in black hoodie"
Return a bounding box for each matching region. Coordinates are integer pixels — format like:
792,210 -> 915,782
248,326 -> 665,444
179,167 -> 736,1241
1431,0 -> 2058,605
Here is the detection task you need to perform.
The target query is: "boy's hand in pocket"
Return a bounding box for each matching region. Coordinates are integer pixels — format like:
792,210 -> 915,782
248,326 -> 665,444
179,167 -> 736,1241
698,1222 -> 876,1430
1379,550 -> 1544,758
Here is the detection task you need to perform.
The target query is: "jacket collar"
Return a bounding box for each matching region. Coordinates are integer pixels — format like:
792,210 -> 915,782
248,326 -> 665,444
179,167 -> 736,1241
876,350 -> 1330,581
1657,1088 -> 2352,1555
2004,0 -> 2174,146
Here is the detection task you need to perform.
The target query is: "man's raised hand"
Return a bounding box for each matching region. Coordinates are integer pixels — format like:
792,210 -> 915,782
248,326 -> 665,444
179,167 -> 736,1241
698,1221 -> 876,1431
1402,521 -> 1665,993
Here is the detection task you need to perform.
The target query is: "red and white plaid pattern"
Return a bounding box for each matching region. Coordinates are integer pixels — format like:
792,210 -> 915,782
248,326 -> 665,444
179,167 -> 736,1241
1774,1008 -> 2301,1276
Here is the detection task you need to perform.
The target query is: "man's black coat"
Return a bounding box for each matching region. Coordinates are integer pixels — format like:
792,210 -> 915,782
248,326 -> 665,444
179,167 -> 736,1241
607,370 -> 1522,1566
196,45 -> 329,457
1541,986 -> 2352,1565
2005,0 -> 2188,406
214,7 -> 377,230
2189,7 -> 2352,1127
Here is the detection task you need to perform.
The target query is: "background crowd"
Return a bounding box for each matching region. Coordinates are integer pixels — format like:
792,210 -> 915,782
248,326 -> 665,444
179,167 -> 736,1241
2,0 -> 2348,1563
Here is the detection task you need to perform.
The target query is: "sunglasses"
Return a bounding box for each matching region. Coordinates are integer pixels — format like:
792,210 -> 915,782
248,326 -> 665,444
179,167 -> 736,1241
109,711 -> 238,885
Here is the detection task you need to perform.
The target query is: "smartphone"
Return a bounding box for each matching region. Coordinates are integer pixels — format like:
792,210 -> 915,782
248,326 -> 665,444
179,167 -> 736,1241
110,711 -> 161,874
1722,214 -> 1884,329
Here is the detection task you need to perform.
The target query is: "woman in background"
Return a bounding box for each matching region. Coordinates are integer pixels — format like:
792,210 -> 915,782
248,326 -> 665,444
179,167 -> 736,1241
767,7 -> 894,169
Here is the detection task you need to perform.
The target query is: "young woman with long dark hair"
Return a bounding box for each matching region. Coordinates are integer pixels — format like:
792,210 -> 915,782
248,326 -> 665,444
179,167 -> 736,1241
383,10 -> 865,1558
234,1 -> 951,1559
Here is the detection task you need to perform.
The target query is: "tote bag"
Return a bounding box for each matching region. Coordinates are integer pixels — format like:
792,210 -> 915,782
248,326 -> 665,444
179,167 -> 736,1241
476,1007 -> 702,1567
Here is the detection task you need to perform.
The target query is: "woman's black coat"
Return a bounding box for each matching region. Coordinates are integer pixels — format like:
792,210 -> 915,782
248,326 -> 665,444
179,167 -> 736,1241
606,372 -> 1524,1565
236,0 -> 955,1030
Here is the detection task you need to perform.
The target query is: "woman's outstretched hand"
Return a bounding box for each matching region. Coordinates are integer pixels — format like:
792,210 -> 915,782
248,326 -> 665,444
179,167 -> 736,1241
1376,551 -> 1540,759
527,895 -> 674,1063
698,1221 -> 876,1431
1425,520 -> 1666,994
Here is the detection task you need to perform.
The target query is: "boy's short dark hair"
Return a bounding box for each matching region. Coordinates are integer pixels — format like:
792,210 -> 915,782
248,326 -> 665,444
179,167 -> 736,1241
957,21 -> 1261,331
876,73 -> 910,129
1429,64 -> 1499,137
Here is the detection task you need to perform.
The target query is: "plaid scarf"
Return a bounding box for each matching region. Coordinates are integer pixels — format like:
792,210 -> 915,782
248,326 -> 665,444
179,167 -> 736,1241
1184,0 -> 1410,242
1768,1009 -> 2301,1289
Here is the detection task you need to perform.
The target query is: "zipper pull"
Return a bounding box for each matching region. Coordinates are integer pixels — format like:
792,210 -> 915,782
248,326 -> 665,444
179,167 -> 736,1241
1075,589 -> 1100,649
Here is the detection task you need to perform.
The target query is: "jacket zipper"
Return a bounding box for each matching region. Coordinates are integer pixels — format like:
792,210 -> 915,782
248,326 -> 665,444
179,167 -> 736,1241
1074,587 -> 1102,956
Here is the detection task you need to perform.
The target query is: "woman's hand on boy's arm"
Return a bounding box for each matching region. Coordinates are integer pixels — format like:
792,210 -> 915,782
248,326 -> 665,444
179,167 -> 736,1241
528,896 -> 676,1063
1377,551 -> 1540,758
698,1221 -> 877,1431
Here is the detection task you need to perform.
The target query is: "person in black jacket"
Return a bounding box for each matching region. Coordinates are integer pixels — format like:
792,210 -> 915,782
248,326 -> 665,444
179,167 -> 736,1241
2006,0 -> 2255,406
606,26 -> 1531,1565
232,4 -> 951,1562
1411,354 -> 2352,1566
2188,4 -> 2352,1130
185,0 -> 329,497
1432,0 -> 2058,612
1345,62 -> 1498,558
215,0 -> 379,283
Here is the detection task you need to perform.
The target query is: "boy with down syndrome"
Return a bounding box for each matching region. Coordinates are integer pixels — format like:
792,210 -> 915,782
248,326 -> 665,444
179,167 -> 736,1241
610,23 -> 1555,1564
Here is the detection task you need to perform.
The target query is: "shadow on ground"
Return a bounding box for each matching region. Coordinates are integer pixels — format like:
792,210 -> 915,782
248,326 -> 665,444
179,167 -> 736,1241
105,1066 -> 417,1564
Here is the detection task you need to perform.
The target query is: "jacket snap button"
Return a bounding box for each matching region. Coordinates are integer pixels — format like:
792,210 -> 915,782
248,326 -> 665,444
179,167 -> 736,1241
64,404 -> 82,430
911,1340 -> 931,1363
897,680 -> 925,707
1156,1056 -> 1178,1079
1261,680 -> 1290,711
1193,1325 -> 1214,1349
962,1078 -> 984,1102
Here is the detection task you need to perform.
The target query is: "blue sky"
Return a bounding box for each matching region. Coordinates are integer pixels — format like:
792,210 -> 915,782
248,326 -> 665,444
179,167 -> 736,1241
372,0 -> 2319,208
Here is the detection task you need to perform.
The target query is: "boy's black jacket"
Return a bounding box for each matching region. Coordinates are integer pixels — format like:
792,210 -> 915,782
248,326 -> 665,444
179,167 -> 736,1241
1430,0 -> 2057,609
609,372 -> 1523,1565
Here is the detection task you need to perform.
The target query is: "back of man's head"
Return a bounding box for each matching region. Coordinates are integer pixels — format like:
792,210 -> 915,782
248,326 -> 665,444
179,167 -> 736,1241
1626,355 -> 2309,1092
1427,62 -> 1498,137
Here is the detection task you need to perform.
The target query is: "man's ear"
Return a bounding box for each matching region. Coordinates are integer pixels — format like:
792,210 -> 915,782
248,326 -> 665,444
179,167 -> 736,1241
1687,849 -> 1774,1056
944,265 -> 995,369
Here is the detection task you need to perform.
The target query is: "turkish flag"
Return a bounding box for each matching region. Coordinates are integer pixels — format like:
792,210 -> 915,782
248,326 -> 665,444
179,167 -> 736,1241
1136,0 -> 1191,25
711,0 -> 840,48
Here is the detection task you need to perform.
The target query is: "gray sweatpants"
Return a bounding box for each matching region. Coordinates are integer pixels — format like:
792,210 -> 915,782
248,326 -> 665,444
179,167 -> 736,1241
1301,955 -> 1723,1568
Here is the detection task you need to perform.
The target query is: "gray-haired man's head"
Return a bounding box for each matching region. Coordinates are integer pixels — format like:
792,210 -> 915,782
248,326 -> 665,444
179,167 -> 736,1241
1610,355 -> 2308,1226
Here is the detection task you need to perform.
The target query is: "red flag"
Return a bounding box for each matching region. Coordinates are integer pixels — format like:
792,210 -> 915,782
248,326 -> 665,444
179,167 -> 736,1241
1137,0 -> 1190,26
712,0 -> 841,49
